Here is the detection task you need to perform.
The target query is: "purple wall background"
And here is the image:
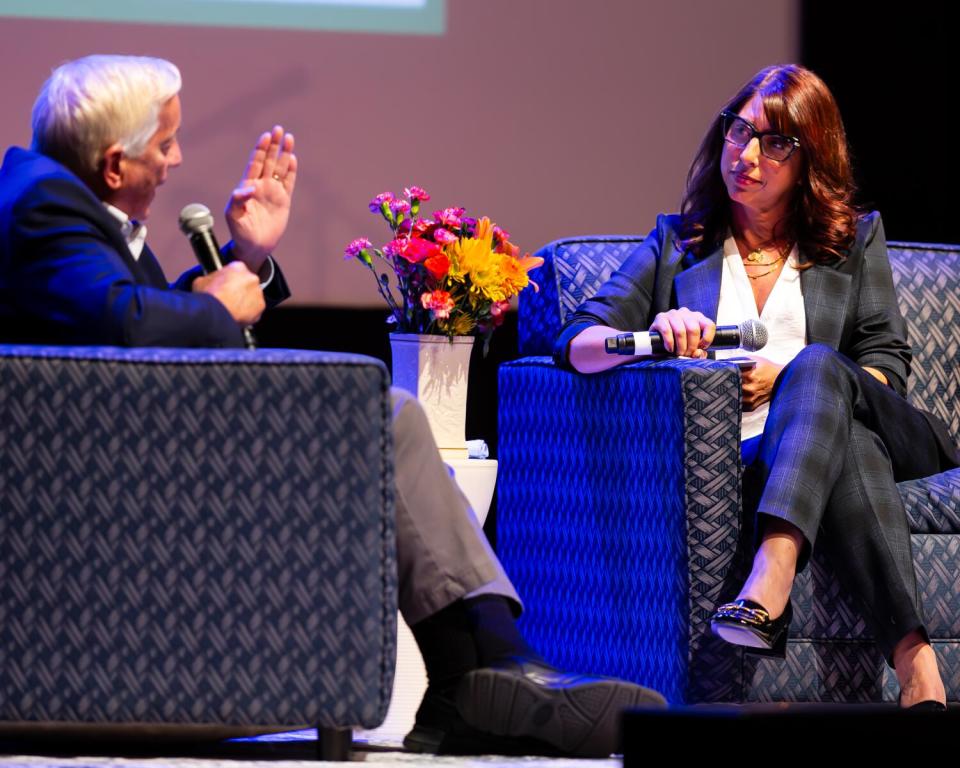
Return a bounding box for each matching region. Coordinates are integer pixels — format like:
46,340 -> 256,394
0,0 -> 797,306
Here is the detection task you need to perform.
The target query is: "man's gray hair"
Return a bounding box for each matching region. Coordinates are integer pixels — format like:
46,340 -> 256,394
31,54 -> 182,178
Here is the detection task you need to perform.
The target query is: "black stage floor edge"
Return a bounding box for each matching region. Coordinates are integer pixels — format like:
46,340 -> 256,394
622,703 -> 958,763
0,723 -> 366,761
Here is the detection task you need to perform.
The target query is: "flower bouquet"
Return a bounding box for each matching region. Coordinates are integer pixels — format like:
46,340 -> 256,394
344,186 -> 542,348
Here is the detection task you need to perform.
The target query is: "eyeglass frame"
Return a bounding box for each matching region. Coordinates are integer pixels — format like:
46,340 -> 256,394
719,110 -> 800,162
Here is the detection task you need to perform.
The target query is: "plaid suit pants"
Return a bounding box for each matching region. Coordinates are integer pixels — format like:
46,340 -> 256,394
744,344 -> 953,658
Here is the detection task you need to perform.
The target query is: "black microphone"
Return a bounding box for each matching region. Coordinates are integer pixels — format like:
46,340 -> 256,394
605,318 -> 768,356
178,203 -> 257,350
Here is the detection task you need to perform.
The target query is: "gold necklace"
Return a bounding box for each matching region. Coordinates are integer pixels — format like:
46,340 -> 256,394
740,236 -> 790,279
745,260 -> 784,280
743,248 -> 784,266
743,251 -> 786,269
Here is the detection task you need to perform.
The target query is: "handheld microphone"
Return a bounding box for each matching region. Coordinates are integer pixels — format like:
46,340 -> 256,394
178,203 -> 257,350
604,318 -> 768,356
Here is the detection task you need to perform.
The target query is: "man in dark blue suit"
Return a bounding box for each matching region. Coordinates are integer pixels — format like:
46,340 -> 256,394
0,55 -> 664,757
0,55 -> 291,346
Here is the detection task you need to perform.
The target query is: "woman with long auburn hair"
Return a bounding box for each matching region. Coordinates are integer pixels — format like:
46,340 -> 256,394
558,64 -> 958,707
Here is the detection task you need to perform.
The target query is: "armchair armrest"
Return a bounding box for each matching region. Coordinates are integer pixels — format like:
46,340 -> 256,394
0,345 -> 396,730
498,356 -> 744,704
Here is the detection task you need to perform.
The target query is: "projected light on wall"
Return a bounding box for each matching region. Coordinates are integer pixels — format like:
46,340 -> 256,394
0,0 -> 444,34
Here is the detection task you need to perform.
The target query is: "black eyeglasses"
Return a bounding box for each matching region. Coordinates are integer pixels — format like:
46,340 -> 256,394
720,110 -> 800,162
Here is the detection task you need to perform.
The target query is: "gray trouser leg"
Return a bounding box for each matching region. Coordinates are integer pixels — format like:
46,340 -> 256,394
391,387 -> 521,625
752,344 -> 946,553
746,344 -> 945,659
816,421 -> 925,662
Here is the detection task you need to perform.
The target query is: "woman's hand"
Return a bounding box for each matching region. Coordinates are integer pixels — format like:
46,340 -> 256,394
650,308 -> 716,358
741,355 -> 784,411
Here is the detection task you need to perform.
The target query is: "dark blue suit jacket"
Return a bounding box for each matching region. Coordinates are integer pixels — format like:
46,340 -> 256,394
0,147 -> 289,347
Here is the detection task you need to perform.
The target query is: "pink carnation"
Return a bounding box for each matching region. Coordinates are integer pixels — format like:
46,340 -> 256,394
368,191 -> 394,213
383,238 -> 407,258
489,299 -> 511,326
433,207 -> 465,228
432,228 -> 458,245
413,220 -> 437,238
490,299 -> 510,317
344,237 -> 372,260
421,290 -> 455,319
390,199 -> 411,215
404,186 -> 431,202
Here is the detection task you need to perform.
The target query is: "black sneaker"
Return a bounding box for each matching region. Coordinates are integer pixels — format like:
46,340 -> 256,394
455,657 -> 667,758
404,684 -> 544,755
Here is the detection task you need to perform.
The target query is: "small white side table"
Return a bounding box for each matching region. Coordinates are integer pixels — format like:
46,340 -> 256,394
356,455 -> 498,746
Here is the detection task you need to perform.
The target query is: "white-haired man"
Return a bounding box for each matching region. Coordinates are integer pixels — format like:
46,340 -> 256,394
0,55 -> 665,758
0,55 -> 286,345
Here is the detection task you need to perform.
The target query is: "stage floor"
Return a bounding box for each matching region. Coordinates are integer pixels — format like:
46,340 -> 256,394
0,753 -> 617,768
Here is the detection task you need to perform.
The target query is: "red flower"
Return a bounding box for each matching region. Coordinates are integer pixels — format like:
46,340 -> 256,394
424,253 -> 451,280
413,219 -> 438,239
399,237 -> 441,264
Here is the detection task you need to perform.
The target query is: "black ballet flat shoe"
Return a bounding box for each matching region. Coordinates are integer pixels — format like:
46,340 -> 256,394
710,598 -> 792,658
899,697 -> 947,712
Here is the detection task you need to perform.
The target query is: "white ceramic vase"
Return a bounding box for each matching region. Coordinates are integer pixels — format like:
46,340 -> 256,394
389,333 -> 474,458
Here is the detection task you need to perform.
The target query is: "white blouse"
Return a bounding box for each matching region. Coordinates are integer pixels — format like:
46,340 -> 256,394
713,234 -> 807,440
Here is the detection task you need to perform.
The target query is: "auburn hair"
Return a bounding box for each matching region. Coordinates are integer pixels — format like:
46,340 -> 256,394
678,64 -> 860,265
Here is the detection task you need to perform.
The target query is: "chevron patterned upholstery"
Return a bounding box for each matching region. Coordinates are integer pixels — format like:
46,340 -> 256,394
0,346 -> 397,732
889,243 -> 960,439
518,237 -> 650,358
499,356 -> 743,704
499,237 -> 960,704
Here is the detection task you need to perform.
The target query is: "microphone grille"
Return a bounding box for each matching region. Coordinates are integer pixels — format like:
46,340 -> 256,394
178,203 -> 214,235
739,318 -> 768,352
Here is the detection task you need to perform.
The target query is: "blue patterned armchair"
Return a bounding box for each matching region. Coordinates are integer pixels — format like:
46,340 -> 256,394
0,346 -> 397,756
497,237 -> 960,705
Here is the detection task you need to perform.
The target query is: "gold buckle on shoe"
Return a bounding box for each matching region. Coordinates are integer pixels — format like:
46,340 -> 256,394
714,601 -> 769,627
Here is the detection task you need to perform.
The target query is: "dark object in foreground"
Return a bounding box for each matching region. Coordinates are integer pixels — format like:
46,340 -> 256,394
622,703 -> 955,763
0,723 -> 351,762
